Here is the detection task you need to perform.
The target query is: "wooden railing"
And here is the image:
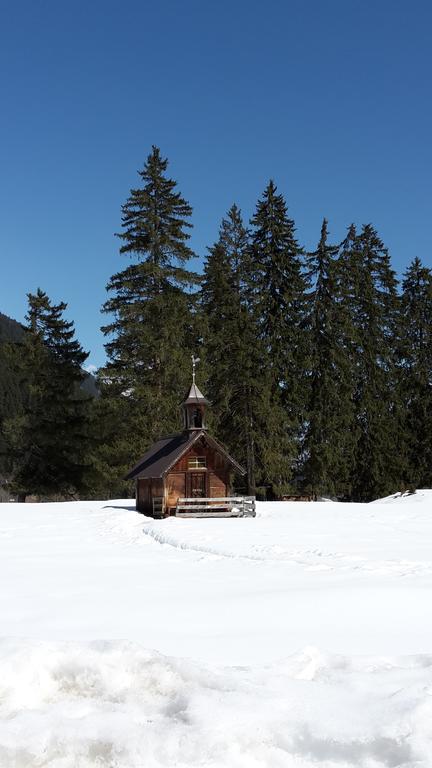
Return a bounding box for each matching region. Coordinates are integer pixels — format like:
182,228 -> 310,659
175,496 -> 256,518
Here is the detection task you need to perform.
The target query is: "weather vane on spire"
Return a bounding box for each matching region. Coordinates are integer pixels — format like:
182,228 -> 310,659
191,354 -> 200,385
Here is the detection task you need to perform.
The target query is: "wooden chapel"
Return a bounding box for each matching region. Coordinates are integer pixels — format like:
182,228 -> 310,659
125,363 -> 254,518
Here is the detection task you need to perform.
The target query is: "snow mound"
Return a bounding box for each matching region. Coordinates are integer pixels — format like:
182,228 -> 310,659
1,638 -> 432,768
372,489 -> 432,504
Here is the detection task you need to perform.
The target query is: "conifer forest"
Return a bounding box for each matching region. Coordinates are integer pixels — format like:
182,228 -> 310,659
1,145 -> 432,503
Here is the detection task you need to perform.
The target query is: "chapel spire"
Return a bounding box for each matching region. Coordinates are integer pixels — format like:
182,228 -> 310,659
182,355 -> 209,430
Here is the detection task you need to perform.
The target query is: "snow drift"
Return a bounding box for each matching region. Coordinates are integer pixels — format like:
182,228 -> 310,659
1,638 -> 432,768
2,492 -> 432,766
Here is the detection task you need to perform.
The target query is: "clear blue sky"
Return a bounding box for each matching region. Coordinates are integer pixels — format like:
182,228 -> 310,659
1,0 -> 431,368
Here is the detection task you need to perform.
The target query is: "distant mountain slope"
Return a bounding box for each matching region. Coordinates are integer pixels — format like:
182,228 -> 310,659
0,312 -> 24,343
0,314 -> 24,483
0,309 -> 99,487
0,311 -> 98,395
82,371 -> 99,397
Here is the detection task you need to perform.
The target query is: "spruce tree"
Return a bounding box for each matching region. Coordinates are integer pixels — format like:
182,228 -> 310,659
100,146 -> 199,475
347,225 -> 402,501
6,290 -> 91,499
302,219 -> 355,498
201,205 -> 258,493
399,257 -> 432,488
248,181 -> 307,494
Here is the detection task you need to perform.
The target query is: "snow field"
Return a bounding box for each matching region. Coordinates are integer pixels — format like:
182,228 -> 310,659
2,491 -> 432,766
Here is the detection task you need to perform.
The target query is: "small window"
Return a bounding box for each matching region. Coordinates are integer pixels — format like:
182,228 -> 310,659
188,456 -> 206,469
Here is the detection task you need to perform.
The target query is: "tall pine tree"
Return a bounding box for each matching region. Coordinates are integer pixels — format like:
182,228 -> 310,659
248,181 -> 307,494
302,219 -> 355,498
346,224 -> 402,501
201,205 -> 258,492
399,257 -> 432,488
6,289 -> 91,499
100,146 -> 199,477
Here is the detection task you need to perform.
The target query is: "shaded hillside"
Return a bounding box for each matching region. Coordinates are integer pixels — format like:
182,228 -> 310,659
0,316 -> 24,486
0,311 -> 98,395
0,310 -> 98,493
0,312 -> 24,342
82,371 -> 99,398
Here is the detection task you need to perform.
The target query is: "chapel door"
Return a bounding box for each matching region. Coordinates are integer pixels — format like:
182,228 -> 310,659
190,473 -> 206,498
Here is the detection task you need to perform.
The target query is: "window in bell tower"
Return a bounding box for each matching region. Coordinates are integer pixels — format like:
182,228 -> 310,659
192,408 -> 202,428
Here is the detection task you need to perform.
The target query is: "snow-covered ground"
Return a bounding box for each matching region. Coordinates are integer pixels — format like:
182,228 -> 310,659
1,492 -> 432,766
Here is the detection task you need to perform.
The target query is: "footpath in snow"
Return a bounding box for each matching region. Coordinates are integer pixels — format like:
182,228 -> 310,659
1,492 -> 432,766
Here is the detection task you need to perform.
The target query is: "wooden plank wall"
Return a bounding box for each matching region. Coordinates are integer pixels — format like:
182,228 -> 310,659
137,477 -> 164,514
209,472 -> 227,497
165,472 -> 186,512
137,437 -> 233,516
137,479 -> 151,514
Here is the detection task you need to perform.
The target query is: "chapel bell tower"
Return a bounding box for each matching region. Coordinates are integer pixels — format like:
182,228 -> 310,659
182,356 -> 209,431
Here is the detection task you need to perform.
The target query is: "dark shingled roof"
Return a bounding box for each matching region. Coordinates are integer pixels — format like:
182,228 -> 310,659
182,382 -> 210,406
125,430 -> 245,480
125,433 -> 192,481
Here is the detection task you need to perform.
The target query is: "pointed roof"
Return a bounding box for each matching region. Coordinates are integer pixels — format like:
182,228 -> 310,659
124,432 -> 191,480
182,382 -> 210,406
125,429 -> 245,480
